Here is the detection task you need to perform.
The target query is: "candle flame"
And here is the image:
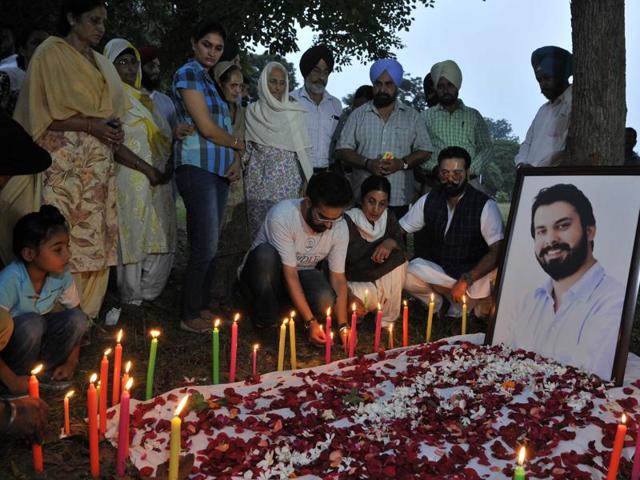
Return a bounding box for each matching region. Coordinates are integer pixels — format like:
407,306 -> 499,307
175,395 -> 189,416
378,302 -> 381,310
234,313 -> 240,322
116,329 -> 123,343
124,360 -> 132,374
253,343 -> 259,351
430,293 -> 435,301
65,390 -> 75,399
214,318 -> 221,329
97,380 -> 101,387
622,413 -> 627,424
462,295 -> 466,304
403,299 -> 407,306
352,302 -> 356,312
150,329 -> 161,338
125,377 -> 134,391
31,364 -> 44,376
282,318 -> 289,326
326,307 -> 331,316
103,347 -> 112,357
517,446 -> 525,465
330,331 -> 334,339
89,373 -> 98,383
289,311 -> 296,319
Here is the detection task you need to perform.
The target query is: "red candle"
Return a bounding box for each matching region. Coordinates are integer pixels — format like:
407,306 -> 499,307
252,344 -> 259,377
121,360 -> 131,396
632,418 -> 640,480
229,314 -> 239,382
374,303 -> 382,352
325,308 -> 332,364
99,348 -> 111,436
402,300 -> 408,347
608,414 -> 627,480
29,364 -> 44,473
112,329 -> 123,406
63,390 -> 74,436
348,303 -> 357,358
87,373 -> 100,478
116,378 -> 133,477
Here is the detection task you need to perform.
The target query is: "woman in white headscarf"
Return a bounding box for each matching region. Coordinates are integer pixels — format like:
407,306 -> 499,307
104,38 -> 176,305
243,61 -> 312,239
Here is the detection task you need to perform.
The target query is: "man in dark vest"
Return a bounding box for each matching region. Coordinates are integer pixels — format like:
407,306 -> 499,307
400,146 -> 504,317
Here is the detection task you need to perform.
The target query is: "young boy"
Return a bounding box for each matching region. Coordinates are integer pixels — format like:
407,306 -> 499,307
0,205 -> 88,395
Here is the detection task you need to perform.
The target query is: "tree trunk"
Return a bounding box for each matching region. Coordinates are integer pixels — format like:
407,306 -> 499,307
566,0 -> 626,165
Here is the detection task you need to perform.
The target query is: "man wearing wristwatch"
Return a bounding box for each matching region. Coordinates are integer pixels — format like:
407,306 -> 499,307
401,146 -> 504,318
335,58 -> 432,219
239,172 -> 352,347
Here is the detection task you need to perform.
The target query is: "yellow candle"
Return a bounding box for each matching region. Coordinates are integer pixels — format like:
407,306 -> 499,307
168,395 -> 189,480
461,295 -> 467,335
289,311 -> 297,370
426,293 -> 435,342
278,318 -> 288,371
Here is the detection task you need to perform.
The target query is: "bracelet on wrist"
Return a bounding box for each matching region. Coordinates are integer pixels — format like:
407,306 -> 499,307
339,324 -> 349,334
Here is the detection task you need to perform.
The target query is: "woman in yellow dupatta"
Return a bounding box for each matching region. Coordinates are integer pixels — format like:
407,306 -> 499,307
7,1 -> 165,318
104,38 -> 176,305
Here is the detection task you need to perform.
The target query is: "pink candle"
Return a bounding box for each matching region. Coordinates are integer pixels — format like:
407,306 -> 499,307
99,348 -> 111,436
116,378 -> 133,477
112,329 -> 123,406
325,308 -> 332,363
374,303 -> 382,352
348,303 -> 357,358
252,344 -> 259,377
402,300 -> 408,347
87,373 -> 99,478
632,421 -> 640,480
229,314 -> 239,382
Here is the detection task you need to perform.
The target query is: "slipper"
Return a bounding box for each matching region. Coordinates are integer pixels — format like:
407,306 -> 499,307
180,318 -> 211,333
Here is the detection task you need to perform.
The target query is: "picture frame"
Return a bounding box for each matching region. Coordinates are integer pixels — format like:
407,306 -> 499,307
486,166 -> 640,386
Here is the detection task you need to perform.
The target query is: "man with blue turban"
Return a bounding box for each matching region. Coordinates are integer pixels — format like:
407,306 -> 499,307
515,46 -> 573,167
336,58 -> 433,218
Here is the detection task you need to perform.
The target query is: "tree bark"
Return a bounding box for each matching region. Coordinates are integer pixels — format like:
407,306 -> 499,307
566,0 -> 626,165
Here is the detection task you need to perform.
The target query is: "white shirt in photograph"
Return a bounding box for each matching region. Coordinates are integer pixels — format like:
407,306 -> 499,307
290,87 -> 342,169
514,85 -> 572,167
399,191 -> 504,246
251,199 -> 349,273
150,90 -> 177,130
493,261 -> 625,380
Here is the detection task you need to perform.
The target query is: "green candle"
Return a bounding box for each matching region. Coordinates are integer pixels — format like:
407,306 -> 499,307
514,446 -> 526,480
145,330 -> 160,400
212,319 -> 220,384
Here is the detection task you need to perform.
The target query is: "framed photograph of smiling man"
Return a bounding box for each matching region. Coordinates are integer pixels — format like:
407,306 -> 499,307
488,166 -> 640,385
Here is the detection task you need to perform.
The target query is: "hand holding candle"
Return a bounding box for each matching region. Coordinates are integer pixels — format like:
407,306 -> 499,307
63,390 -> 74,436
426,293 -> 435,342
513,446 -> 526,480
146,330 -> 160,400
607,413 -> 627,480
169,395 -> 190,480
99,348 -> 111,436
29,364 -> 44,474
112,329 -> 123,406
88,373 -> 100,478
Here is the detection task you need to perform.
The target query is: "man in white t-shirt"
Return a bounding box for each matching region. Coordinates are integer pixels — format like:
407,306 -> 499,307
240,172 -> 353,347
401,146 -> 504,317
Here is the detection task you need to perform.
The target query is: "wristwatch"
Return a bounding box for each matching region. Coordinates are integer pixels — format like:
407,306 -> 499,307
304,317 -> 317,331
402,158 -> 409,170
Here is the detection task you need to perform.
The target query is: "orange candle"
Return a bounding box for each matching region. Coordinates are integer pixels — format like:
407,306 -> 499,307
88,373 -> 100,478
112,329 -> 123,406
607,414 -> 627,480
121,360 -> 132,396
388,323 -> 394,349
99,348 -> 111,436
402,300 -> 408,347
29,364 -> 44,473
63,390 -> 74,435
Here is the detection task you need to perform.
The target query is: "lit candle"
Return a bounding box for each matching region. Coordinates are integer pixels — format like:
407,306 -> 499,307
632,416 -> 640,480
402,300 -> 408,347
461,296 -> 468,335
277,318 -> 288,371
325,308 -> 332,364
229,314 -> 239,382
514,446 -> 526,480
252,344 -> 259,377
348,303 -> 357,358
121,360 -> 131,398
145,330 -> 160,400
373,303 -> 382,352
99,348 -> 111,436
63,390 -> 74,436
88,373 -> 99,478
212,319 -> 220,384
607,414 -> 627,480
289,311 -> 297,370
388,323 -> 394,349
169,395 -> 190,480
116,378 -> 133,477
112,329 -> 123,406
363,288 -> 369,310
426,293 -> 435,342
29,364 -> 43,473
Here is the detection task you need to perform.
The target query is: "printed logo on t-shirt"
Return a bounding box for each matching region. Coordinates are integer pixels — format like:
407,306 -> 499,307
296,254 -> 325,267
304,238 -> 317,251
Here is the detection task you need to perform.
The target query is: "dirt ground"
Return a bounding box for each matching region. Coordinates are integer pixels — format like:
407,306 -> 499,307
1,223 -> 638,479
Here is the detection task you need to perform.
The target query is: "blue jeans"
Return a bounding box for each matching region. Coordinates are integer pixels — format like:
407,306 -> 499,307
0,307 -> 88,376
175,165 -> 230,320
240,243 -> 336,327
